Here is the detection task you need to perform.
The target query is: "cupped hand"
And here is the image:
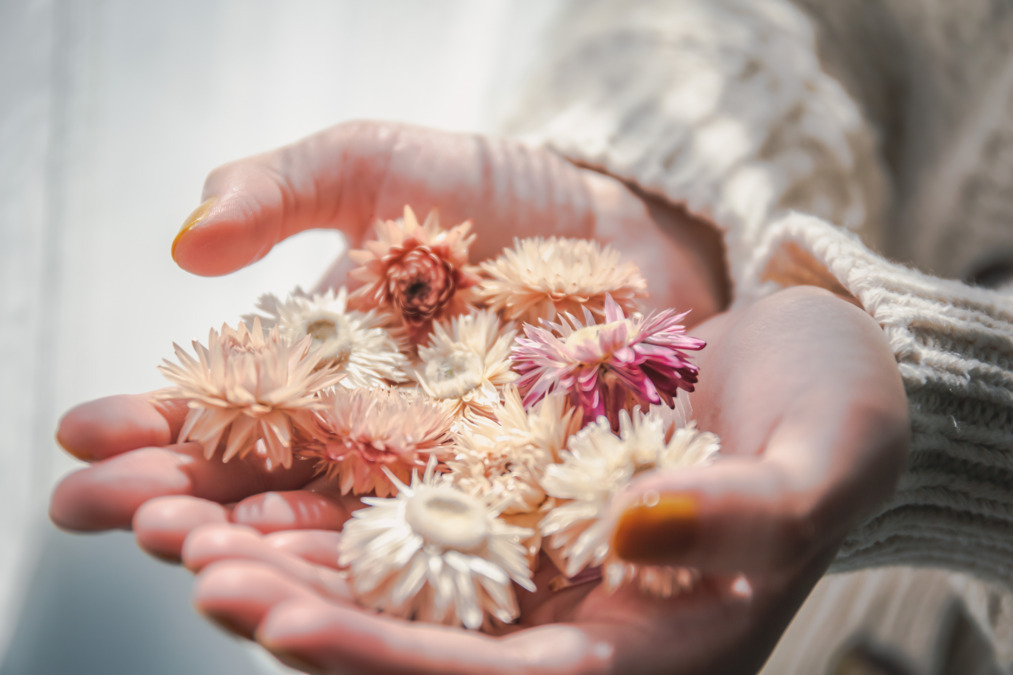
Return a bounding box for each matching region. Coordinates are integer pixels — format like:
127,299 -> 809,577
51,120 -> 727,558
180,286 -> 910,674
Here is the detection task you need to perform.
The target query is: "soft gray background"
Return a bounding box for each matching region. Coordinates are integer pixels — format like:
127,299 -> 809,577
0,2 -> 557,672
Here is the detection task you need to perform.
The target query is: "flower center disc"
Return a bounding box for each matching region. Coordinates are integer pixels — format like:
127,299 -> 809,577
301,312 -> 352,361
405,486 -> 490,553
564,319 -> 628,361
307,318 -> 338,343
424,348 -> 483,399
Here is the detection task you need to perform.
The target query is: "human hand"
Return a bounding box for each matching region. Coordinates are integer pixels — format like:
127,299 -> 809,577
51,119 -> 728,554
179,286 -> 910,674
170,119 -> 727,317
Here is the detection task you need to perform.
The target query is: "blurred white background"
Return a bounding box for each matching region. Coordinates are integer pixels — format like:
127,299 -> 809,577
0,1 -> 559,672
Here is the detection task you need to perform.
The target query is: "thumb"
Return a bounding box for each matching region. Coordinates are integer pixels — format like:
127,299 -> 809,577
608,401 -> 907,575
608,457 -> 826,575
170,121 -> 400,276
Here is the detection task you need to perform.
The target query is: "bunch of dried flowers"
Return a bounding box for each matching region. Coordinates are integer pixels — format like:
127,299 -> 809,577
158,205 -> 716,630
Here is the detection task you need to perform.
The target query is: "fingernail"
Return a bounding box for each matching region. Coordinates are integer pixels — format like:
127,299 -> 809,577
172,197 -> 217,262
611,493 -> 699,563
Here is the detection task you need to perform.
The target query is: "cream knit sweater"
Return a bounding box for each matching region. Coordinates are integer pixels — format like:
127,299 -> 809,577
506,0 -> 1013,585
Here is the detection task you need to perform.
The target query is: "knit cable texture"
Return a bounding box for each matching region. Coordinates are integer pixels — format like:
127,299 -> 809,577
758,215 -> 1013,583
506,0 -> 1013,582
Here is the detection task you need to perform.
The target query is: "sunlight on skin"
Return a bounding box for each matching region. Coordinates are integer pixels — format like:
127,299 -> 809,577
49,121 -> 908,674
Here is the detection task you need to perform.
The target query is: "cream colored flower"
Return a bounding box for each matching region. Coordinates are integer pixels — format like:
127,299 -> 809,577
478,237 -> 646,323
450,387 -> 581,516
248,287 -> 409,388
157,319 -> 340,468
339,462 -> 535,629
540,407 -> 720,595
298,387 -> 454,497
411,309 -> 516,421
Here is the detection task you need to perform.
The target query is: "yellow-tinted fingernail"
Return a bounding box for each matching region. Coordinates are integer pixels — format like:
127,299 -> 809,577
611,493 -> 699,563
172,197 -> 216,262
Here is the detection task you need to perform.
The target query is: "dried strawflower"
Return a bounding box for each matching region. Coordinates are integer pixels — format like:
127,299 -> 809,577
411,310 -> 516,422
450,386 -> 581,516
247,287 -> 409,388
540,407 -> 720,596
298,387 -> 454,497
512,295 -> 705,427
349,206 -> 480,343
339,461 -> 536,629
157,319 -> 340,468
478,237 -> 647,323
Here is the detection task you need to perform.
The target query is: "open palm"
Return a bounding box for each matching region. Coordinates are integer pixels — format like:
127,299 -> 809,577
175,285 -> 908,675
51,122 -> 906,673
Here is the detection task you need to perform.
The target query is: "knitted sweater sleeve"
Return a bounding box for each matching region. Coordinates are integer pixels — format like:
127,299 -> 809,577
505,0 -> 1013,583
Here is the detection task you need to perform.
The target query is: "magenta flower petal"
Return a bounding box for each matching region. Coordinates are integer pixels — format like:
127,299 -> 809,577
511,295 -> 705,428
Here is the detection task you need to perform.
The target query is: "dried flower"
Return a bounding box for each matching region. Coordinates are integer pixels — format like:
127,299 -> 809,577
540,407 -> 720,595
248,287 -> 409,388
349,206 -> 480,343
478,237 -> 646,323
339,461 -> 536,629
512,295 -> 705,427
157,319 -> 340,468
298,387 -> 454,497
411,310 -> 516,422
450,387 -> 581,516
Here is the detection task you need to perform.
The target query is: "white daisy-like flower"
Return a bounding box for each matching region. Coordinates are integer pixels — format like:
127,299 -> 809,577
539,407 -> 720,596
477,237 -> 647,324
248,287 -> 408,388
450,386 -> 581,516
157,318 -> 341,468
339,461 -> 536,629
411,309 -> 516,421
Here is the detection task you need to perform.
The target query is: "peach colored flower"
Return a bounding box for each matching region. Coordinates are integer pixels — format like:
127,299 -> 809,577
512,295 -> 705,428
349,206 -> 480,344
478,237 -> 646,323
450,387 -> 581,516
157,318 -> 340,468
298,387 -> 454,497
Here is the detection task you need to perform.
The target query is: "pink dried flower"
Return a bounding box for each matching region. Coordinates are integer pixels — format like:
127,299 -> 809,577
512,295 -> 705,427
157,319 -> 341,468
348,206 -> 480,344
297,387 -> 454,497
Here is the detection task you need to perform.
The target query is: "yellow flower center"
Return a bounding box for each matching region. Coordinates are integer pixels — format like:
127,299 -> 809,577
300,311 -> 353,362
563,319 -> 628,360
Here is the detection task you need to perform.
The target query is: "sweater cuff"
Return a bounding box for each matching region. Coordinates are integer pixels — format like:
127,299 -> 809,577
756,213 -> 1013,583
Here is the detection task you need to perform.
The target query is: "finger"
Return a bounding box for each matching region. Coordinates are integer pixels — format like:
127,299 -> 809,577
263,530 -> 344,569
131,488 -> 352,561
133,496 -> 228,562
55,392 -> 187,462
610,392 -> 909,575
257,599 -> 608,675
229,489 -> 357,534
183,525 -> 348,601
171,121 -> 598,276
194,560 -> 325,641
49,443 -> 315,531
